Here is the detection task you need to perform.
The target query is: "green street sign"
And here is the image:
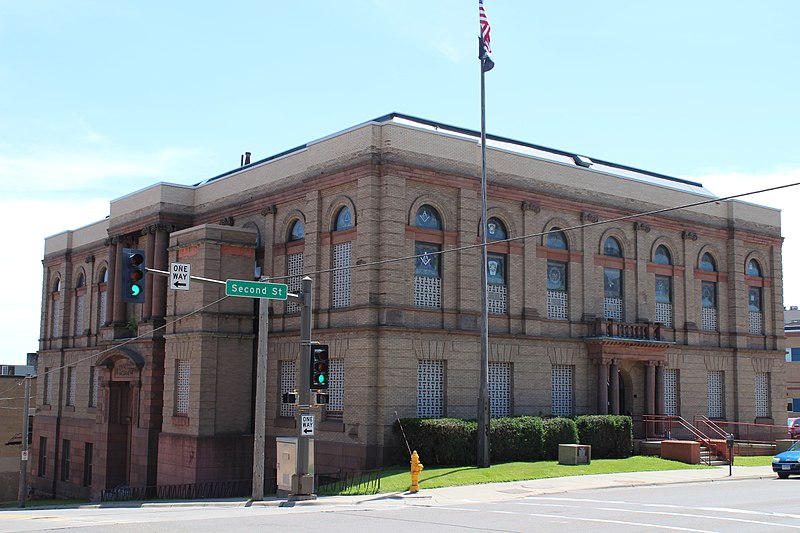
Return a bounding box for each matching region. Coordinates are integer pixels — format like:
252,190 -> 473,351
225,279 -> 288,300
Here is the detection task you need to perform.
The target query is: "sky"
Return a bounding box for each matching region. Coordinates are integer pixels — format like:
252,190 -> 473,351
1,1 -> 799,365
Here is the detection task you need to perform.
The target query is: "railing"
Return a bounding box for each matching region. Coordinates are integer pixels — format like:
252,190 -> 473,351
641,414 -> 725,465
100,478 -> 254,502
696,417 -> 789,447
591,318 -> 664,341
317,469 -> 382,496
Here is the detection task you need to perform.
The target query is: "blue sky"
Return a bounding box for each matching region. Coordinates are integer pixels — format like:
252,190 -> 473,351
1,1 -> 798,364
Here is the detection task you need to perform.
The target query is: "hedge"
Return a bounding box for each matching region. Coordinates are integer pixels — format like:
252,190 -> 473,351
392,415 -> 632,466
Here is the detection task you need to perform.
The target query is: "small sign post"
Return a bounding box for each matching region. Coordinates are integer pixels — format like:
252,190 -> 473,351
301,414 -> 315,436
169,263 -> 191,291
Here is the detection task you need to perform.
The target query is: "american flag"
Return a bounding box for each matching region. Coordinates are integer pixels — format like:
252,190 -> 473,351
479,0 -> 494,71
479,0 -> 491,56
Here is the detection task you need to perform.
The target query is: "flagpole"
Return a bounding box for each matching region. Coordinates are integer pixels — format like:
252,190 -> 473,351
476,31 -> 491,469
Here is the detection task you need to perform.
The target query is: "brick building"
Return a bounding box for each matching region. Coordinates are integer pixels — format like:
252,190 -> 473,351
0,359 -> 36,503
35,113 -> 785,500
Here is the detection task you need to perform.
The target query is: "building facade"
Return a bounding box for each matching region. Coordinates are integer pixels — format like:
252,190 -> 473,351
0,358 -> 36,503
785,306 -> 800,418
35,114 -> 785,500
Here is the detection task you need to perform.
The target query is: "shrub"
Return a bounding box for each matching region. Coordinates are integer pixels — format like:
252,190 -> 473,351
393,418 -> 476,466
542,417 -> 579,459
490,416 -> 545,462
575,415 -> 633,458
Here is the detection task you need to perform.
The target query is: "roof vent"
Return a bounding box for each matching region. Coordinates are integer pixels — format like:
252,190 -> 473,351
573,155 -> 593,168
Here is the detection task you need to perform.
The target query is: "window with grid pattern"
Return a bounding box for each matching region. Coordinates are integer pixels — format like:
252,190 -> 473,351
417,360 -> 444,418
176,360 -> 190,415
489,362 -> 511,417
287,253 -> 304,313
603,268 -> 623,320
280,360 -> 296,417
415,242 -> 441,308
755,372 -> 770,418
707,370 -> 724,418
414,275 -> 442,308
89,366 -> 98,407
664,368 -> 678,416
51,299 -> 61,338
749,311 -> 763,335
327,359 -> 344,414
487,284 -> 507,315
701,281 -> 717,331
547,261 -> 568,320
551,365 -> 573,416
74,295 -> 85,336
66,366 -> 76,406
98,290 -> 107,328
44,368 -> 52,405
332,242 -> 352,308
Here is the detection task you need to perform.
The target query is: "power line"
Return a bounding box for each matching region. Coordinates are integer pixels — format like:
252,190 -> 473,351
22,180 -> 798,393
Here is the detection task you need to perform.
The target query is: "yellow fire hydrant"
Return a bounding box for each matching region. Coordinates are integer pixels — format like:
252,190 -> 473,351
409,450 -> 424,493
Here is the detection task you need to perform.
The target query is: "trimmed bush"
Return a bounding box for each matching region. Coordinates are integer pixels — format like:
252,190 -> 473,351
393,418 -> 476,466
490,416 -> 545,462
575,415 -> 633,458
542,417 -> 579,459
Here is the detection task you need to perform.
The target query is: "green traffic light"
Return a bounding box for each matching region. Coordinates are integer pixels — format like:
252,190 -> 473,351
130,285 -> 141,296
317,375 -> 325,384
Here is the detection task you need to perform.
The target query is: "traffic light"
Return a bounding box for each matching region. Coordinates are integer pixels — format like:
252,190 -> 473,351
122,248 -> 146,304
310,345 -> 329,390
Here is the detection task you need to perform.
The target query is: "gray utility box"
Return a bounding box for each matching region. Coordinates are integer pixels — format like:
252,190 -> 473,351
558,444 -> 591,465
276,436 -> 315,493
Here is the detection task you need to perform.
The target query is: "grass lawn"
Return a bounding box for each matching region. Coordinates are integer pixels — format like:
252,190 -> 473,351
336,456 -> 713,495
732,455 -> 773,467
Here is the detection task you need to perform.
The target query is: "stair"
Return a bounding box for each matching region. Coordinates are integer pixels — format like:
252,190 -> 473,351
700,445 -> 729,466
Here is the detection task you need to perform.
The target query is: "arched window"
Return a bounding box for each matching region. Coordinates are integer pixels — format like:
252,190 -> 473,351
415,205 -> 441,230
98,268 -> 108,284
288,219 -> 305,241
700,252 -> 718,331
654,245 -> 672,265
747,259 -> 762,277
654,245 -> 673,327
602,237 -> 623,320
98,268 -> 108,329
332,206 -> 354,308
747,259 -> 763,334
699,253 -> 716,272
74,273 -> 86,336
603,237 -> 622,257
486,218 -> 507,241
414,205 -> 442,308
53,278 -> 61,292
485,218 -> 508,315
546,228 -> 568,250
76,273 -> 85,289
545,227 -> 569,320
334,206 -> 353,231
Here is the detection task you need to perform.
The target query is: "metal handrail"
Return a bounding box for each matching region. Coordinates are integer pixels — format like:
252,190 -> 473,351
641,414 -> 724,465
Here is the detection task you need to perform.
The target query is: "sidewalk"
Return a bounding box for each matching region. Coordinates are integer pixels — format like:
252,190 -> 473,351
24,465 -> 772,511
254,465 -> 775,508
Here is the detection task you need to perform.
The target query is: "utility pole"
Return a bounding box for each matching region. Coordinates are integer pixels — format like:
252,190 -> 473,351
251,278 -> 269,500
292,276 -> 315,499
18,375 -> 31,507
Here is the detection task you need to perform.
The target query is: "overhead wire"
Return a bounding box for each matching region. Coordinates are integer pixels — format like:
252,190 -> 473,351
2,180 -> 797,403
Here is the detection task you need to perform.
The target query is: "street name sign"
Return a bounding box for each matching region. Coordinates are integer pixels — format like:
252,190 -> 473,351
169,262 -> 191,291
225,279 -> 288,300
301,414 -> 314,436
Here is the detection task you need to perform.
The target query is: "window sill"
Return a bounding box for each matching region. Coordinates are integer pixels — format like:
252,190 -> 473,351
171,415 -> 190,427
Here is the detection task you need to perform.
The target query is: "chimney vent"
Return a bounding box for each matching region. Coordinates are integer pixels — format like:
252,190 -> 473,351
245,152 -> 251,165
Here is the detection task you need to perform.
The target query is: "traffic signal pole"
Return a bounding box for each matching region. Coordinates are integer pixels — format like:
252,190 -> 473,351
293,276 -> 315,499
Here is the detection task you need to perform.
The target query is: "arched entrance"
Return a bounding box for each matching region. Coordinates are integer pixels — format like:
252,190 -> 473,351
96,349 -> 143,490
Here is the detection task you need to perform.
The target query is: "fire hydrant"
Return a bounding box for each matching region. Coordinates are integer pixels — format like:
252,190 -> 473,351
410,450 -> 424,493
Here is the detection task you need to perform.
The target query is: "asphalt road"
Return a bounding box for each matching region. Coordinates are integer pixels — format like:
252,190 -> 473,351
1,477 -> 798,532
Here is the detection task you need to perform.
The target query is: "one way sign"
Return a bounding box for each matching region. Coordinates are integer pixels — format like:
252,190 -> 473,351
169,262 -> 191,291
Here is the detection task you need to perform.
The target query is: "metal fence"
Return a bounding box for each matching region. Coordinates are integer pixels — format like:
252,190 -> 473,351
100,479 -> 253,502
316,469 -> 382,496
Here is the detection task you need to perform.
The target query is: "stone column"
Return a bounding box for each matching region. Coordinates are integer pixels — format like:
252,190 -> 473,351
105,239 -> 117,326
143,232 -> 155,322
644,362 -> 656,415
111,239 -> 126,324
597,361 -> 609,414
151,228 -> 169,319
609,361 -> 620,415
655,364 -> 665,415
